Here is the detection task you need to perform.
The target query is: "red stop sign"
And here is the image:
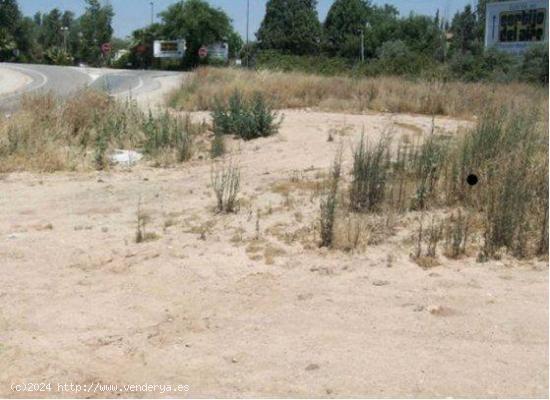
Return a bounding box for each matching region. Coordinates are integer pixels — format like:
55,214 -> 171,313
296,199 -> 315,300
198,46 -> 208,58
101,43 -> 112,54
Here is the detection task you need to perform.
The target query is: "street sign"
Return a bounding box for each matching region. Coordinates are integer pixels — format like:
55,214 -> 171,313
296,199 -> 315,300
198,46 -> 208,58
101,43 -> 112,54
136,44 -> 147,54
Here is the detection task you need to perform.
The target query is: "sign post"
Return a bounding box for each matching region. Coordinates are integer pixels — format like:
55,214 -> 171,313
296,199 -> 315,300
101,43 -> 112,55
198,46 -> 208,59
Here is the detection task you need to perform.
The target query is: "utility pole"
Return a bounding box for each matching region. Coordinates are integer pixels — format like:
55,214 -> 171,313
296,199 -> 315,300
360,30 -> 365,63
246,0 -> 250,67
150,1 -> 154,25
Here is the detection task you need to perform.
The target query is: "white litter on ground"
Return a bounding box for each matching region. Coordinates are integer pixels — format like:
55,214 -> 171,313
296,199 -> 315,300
110,150 -> 143,166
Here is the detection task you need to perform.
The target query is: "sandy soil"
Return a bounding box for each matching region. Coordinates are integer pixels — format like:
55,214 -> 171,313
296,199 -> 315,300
0,67 -> 32,97
0,110 -> 547,398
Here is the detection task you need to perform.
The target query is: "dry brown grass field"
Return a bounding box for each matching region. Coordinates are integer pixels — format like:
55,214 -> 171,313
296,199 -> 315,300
0,67 -> 548,398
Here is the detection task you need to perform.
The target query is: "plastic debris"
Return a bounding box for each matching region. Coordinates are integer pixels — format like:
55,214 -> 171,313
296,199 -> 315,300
109,149 -> 143,166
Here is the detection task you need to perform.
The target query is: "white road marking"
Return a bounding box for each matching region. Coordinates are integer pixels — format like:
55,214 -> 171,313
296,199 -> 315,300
0,65 -> 49,104
5,65 -> 49,91
114,75 -> 144,99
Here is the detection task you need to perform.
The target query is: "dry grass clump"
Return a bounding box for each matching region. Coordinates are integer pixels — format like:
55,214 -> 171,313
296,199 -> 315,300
0,90 -> 203,172
211,159 -> 241,213
314,99 -> 547,262
169,67 -> 545,118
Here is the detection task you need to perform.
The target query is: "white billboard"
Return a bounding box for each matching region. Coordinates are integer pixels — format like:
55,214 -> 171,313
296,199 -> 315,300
485,0 -> 548,55
153,40 -> 186,59
207,42 -> 229,62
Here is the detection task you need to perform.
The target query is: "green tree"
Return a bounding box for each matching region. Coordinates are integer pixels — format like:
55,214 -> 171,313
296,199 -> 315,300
129,23 -> 164,68
361,4 -> 399,58
78,0 -> 114,65
39,8 -> 63,49
449,4 -> 482,56
160,0 -> 233,66
323,0 -> 371,58
257,0 -> 321,55
396,14 -> 441,58
0,0 -> 21,33
0,0 -> 21,60
227,30 -> 243,59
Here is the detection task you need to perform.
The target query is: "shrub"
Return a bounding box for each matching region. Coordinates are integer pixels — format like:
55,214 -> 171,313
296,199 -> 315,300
212,90 -> 281,140
374,40 -> 422,75
142,111 -> 195,162
349,133 -> 391,212
411,128 -> 448,210
255,50 -> 351,76
320,150 -> 343,248
211,160 -> 241,213
444,210 -> 470,258
445,103 -> 548,260
520,43 -> 549,84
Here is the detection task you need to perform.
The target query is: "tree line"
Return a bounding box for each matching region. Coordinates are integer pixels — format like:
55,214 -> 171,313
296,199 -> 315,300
0,0 -> 547,83
252,0 -> 547,83
0,0 -> 114,65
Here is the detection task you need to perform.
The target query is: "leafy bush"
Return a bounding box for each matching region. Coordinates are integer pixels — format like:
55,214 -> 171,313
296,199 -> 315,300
212,90 -> 281,140
255,50 -> 351,76
520,43 -> 549,84
374,40 -> 422,75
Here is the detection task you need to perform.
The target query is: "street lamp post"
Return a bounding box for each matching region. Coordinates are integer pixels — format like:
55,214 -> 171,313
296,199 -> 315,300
61,26 -> 69,53
150,1 -> 154,25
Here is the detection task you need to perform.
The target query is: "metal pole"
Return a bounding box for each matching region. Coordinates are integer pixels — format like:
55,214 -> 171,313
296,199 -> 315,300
360,30 -> 364,63
246,0 -> 250,67
150,2 -> 154,25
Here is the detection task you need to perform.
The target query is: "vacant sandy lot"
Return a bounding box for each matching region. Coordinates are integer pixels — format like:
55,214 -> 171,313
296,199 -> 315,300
0,110 -> 547,398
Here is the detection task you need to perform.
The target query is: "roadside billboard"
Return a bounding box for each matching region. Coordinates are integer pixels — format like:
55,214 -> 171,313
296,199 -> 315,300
153,40 -> 186,59
485,0 -> 548,55
207,42 -> 229,62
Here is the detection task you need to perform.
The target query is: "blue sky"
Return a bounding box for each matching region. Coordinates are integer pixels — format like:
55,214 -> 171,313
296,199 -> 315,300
19,0 -> 473,39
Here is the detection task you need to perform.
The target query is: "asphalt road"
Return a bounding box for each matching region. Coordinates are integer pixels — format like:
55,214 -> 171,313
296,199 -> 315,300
0,63 -> 182,112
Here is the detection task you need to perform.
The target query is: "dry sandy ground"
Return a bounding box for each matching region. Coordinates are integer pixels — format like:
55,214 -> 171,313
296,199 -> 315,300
0,110 -> 548,398
0,67 -> 32,96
